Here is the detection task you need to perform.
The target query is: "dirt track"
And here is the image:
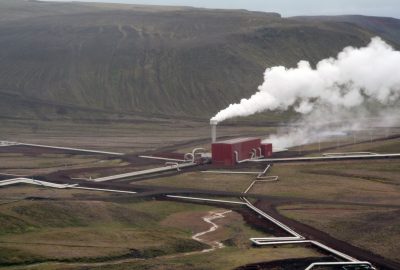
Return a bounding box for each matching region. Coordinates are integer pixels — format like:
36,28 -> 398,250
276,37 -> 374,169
2,135 -> 400,269
29,156 -> 400,270
254,200 -> 400,270
235,257 -> 336,270
2,176 -> 400,270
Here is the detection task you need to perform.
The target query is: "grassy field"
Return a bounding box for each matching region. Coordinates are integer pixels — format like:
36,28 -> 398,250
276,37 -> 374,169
255,159 -> 400,205
132,171 -> 257,193
133,159 -> 400,205
1,246 -> 321,270
2,246 -> 321,270
0,198 -> 207,265
0,107 -> 398,269
129,137 -> 400,266
0,118 -> 274,179
0,152 -> 127,176
0,185 -> 112,200
0,185 -> 303,269
0,119 -> 272,154
279,204 -> 400,263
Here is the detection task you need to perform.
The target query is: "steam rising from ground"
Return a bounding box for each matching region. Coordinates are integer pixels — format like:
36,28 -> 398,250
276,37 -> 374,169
211,37 -> 400,148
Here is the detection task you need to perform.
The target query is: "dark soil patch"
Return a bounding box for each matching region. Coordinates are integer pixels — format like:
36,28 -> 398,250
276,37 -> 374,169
0,145 -> 102,156
255,200 -> 400,270
235,256 -> 335,270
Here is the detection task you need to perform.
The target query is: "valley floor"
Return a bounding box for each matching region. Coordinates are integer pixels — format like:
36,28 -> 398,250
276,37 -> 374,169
0,120 -> 399,269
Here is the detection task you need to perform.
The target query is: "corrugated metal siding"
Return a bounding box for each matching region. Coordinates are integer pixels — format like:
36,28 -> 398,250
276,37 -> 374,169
212,138 -> 262,166
236,138 -> 261,161
212,143 -> 234,166
261,143 -> 273,157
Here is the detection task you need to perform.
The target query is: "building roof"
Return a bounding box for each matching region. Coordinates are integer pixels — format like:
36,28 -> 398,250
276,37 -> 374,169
214,137 -> 260,145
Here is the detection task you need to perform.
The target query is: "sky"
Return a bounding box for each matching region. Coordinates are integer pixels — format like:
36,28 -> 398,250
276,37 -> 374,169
44,0 -> 400,18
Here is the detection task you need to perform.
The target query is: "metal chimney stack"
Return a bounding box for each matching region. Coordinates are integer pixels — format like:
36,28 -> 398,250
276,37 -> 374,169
210,120 -> 218,143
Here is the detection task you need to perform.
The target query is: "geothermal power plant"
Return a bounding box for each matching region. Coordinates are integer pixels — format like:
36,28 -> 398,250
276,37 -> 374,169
210,120 -> 273,166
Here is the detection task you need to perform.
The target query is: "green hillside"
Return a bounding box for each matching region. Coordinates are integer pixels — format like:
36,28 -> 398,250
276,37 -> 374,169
0,0 -> 398,121
293,15 -> 400,47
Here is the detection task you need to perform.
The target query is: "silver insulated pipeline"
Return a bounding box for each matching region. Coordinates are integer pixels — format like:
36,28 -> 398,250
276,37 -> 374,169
210,120 -> 218,143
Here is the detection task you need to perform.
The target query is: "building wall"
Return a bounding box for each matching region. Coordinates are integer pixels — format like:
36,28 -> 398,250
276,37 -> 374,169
211,143 -> 234,166
261,143 -> 273,157
212,138 -> 262,166
234,138 -> 261,161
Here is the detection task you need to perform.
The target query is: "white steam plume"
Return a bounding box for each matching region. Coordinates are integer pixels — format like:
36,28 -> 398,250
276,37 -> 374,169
212,37 -> 400,122
211,37 -> 400,148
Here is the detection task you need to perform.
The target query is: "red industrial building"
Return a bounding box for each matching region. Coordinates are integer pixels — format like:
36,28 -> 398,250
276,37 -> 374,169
212,137 -> 272,166
261,143 -> 273,157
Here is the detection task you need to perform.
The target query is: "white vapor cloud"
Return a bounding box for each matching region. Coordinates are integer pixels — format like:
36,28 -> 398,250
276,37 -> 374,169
211,37 -> 400,148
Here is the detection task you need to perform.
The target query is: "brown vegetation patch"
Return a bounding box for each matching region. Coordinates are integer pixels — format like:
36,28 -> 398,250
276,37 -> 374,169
161,210 -> 211,233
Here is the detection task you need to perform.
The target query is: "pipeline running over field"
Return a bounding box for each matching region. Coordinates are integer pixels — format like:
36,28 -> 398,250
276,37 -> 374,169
0,177 -> 378,269
167,165 -> 376,270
